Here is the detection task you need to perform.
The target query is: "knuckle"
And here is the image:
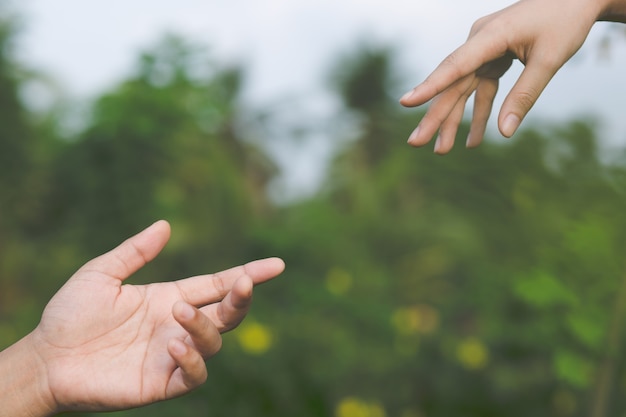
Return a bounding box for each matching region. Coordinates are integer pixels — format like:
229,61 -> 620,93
212,274 -> 227,295
440,52 -> 463,79
201,334 -> 222,359
174,281 -> 191,305
199,369 -> 208,385
513,89 -> 538,112
211,335 -> 223,356
187,364 -> 208,389
421,110 -> 445,131
533,56 -> 560,75
470,12 -> 505,37
469,16 -> 488,35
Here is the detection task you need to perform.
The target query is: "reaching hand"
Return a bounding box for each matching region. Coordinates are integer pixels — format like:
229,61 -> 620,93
13,220 -> 284,414
399,0 -> 618,154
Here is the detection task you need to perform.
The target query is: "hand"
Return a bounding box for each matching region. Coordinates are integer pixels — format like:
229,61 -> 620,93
399,0 -> 609,154
23,220 -> 284,413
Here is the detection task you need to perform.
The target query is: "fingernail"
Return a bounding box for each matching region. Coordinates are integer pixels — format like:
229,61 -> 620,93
502,114 -> 520,137
179,303 -> 195,320
407,126 -> 420,145
170,339 -> 187,356
242,278 -> 253,297
434,135 -> 442,153
400,89 -> 415,102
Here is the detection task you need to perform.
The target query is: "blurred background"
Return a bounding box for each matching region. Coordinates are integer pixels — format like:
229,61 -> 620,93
2,1 -> 626,416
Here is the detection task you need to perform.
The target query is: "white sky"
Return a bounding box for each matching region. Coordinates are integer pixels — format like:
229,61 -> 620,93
12,0 -> 626,199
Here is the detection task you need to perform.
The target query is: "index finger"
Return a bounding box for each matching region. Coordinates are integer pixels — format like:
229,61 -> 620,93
400,32 -> 509,107
175,257 -> 285,307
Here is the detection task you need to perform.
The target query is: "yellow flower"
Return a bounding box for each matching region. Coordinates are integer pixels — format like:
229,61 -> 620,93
336,397 -> 369,417
335,397 -> 387,417
236,321 -> 272,355
326,267 -> 353,296
391,305 -> 439,335
456,337 -> 489,370
391,307 -> 421,335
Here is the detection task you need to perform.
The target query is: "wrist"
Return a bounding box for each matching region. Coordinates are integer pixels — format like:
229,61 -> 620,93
0,332 -> 58,417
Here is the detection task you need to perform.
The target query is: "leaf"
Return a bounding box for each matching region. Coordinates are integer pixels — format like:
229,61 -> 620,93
566,312 -> 606,350
513,270 -> 579,308
553,350 -> 593,388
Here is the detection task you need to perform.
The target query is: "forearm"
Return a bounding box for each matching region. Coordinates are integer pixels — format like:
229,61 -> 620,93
0,333 -> 57,417
599,0 -> 626,22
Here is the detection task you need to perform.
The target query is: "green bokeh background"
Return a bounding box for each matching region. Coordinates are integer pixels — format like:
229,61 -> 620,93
2,8 -> 626,417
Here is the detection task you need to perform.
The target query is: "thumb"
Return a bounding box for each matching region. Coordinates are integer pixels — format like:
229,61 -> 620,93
77,220 -> 171,282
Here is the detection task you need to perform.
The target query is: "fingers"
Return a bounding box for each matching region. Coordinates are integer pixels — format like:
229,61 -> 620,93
204,276 -> 254,333
435,77 -> 480,154
467,77 -> 499,147
407,74 -> 475,149
433,94 -> 468,154
400,13 -> 511,150
165,338 -> 208,398
400,32 -> 508,108
498,60 -> 557,137
175,257 -> 285,307
165,301 -> 223,398
172,301 -> 222,357
241,257 -> 286,285
78,220 -> 171,282
405,54 -> 555,145
164,274 -> 262,399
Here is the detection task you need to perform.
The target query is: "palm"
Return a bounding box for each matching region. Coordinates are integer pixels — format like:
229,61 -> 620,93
37,276 -> 186,409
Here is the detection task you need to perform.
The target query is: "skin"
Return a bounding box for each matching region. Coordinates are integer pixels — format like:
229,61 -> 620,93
0,220 -> 285,416
400,0 -> 626,154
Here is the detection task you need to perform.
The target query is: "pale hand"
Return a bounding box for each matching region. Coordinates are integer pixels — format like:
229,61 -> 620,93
400,0 -> 623,154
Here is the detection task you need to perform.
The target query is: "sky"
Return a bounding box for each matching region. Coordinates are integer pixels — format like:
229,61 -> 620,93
12,0 -> 626,199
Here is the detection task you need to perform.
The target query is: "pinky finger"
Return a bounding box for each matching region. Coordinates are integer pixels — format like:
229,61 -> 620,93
434,95 -> 466,154
165,339 -> 209,398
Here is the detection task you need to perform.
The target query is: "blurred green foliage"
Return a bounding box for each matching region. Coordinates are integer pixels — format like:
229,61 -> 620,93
2,10 -> 626,417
